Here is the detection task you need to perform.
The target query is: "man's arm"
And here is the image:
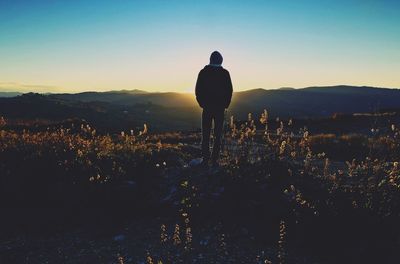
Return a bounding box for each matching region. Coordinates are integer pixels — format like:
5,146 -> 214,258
224,71 -> 233,109
195,70 -> 204,108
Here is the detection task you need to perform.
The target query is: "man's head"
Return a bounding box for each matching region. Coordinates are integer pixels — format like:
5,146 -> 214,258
210,51 -> 223,65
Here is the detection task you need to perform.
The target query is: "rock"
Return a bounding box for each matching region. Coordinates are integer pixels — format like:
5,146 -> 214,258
113,235 -> 125,242
189,158 -> 203,167
125,181 -> 135,186
162,186 -> 177,202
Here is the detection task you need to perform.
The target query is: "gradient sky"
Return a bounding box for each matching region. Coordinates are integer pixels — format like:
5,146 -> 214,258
1,0 -> 399,93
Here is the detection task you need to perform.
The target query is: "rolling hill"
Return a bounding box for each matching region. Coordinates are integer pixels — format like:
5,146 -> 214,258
49,85 -> 400,118
1,85 -> 400,131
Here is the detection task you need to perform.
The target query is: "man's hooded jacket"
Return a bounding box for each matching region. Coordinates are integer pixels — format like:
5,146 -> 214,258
195,65 -> 233,110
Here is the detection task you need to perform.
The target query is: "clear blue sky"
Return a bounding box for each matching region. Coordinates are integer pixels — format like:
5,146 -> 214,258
0,0 -> 399,92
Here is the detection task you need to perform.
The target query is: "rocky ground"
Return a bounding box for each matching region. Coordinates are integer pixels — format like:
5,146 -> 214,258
0,162 -> 322,264
0,217 -> 320,264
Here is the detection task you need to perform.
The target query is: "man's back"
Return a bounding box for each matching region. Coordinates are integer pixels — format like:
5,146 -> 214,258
195,65 -> 233,110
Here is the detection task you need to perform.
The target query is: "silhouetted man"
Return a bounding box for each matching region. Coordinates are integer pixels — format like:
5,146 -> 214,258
195,51 -> 233,166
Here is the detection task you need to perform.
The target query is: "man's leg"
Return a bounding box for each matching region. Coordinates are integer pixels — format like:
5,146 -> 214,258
211,109 -> 225,163
201,109 -> 212,162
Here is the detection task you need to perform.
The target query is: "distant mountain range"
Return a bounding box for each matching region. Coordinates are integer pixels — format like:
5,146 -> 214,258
230,85 -> 400,119
1,85 -> 400,131
0,92 -> 22,97
49,85 -> 400,118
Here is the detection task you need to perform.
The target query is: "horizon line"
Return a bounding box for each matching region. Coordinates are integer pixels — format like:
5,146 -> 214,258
1,84 -> 400,95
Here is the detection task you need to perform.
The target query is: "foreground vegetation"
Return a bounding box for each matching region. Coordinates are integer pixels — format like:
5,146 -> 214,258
0,112 -> 400,263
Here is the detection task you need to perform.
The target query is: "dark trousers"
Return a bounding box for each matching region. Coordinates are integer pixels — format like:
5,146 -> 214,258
201,109 -> 224,161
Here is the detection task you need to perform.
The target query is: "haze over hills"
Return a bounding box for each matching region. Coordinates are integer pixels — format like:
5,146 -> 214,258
1,85 -> 400,131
